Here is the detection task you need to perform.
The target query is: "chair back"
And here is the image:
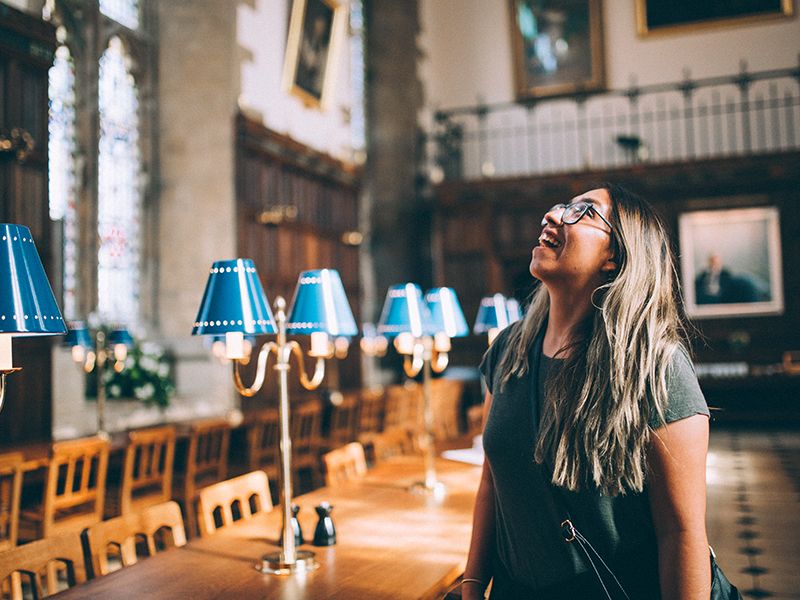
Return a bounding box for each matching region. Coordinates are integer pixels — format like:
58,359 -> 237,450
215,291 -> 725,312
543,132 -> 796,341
83,500 -> 186,577
384,383 -> 420,432
323,442 -> 367,486
289,400 -> 322,488
430,378 -> 464,440
43,437 -> 110,537
0,452 -> 22,552
0,531 -> 86,597
196,471 -> 272,537
369,427 -> 416,464
326,392 -> 359,450
184,418 -> 230,498
245,409 -> 279,477
120,426 -> 176,515
356,387 -> 385,438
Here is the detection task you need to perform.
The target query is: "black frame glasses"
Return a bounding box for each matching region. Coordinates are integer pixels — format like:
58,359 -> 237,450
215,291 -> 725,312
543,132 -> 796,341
541,201 -> 615,235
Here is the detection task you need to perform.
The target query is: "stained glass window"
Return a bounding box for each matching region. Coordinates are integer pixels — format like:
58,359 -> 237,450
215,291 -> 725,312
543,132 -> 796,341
99,0 -> 139,29
48,45 -> 78,319
98,36 -> 140,324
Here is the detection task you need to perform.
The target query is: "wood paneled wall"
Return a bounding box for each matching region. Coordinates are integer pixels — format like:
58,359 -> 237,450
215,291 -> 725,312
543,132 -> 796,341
235,114 -> 361,408
434,151 -> 800,370
0,6 -> 57,446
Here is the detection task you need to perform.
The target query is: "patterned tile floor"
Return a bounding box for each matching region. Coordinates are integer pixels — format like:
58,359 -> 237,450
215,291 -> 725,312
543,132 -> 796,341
707,427 -> 800,599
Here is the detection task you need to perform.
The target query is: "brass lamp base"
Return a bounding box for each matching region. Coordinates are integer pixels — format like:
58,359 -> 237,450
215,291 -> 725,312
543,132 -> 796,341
409,480 -> 447,498
260,550 -> 319,575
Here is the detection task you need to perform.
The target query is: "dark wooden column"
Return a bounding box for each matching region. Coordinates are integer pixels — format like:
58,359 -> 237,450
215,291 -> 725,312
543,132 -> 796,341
0,4 -> 57,446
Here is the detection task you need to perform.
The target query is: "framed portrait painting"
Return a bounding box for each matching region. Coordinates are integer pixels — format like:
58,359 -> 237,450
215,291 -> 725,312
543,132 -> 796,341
679,207 -> 784,319
636,0 -> 794,36
282,0 -> 347,110
508,0 -> 605,100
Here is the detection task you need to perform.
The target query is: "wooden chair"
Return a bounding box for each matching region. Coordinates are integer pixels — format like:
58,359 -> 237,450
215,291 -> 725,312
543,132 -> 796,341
244,409 -> 279,494
83,500 -> 186,578
19,436 -> 110,541
322,442 -> 367,486
384,383 -> 417,431
0,531 -> 86,597
356,387 -> 385,448
325,391 -> 360,451
430,378 -> 464,441
174,418 -> 230,537
368,427 -> 416,464
290,401 -> 322,491
109,426 -> 176,517
0,453 -> 23,551
466,404 -> 484,437
196,471 -> 272,537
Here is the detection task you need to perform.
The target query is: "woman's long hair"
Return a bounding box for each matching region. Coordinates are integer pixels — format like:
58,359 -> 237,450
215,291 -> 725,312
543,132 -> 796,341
495,183 -> 688,495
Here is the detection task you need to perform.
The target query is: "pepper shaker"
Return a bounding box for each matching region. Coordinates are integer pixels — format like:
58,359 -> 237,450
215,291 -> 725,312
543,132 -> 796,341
313,502 -> 336,546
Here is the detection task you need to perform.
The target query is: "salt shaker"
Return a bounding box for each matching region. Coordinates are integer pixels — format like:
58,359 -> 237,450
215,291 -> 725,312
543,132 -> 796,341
312,502 -> 336,546
280,503 -> 304,546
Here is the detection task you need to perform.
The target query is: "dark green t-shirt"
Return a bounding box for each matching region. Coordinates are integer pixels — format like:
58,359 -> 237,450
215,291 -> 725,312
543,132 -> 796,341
479,323 -> 709,597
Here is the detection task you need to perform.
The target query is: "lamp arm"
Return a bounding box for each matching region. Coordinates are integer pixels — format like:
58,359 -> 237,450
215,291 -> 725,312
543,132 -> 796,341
431,349 -> 449,374
287,341 -> 326,390
0,369 -> 22,414
403,353 -> 424,378
233,341 -> 277,397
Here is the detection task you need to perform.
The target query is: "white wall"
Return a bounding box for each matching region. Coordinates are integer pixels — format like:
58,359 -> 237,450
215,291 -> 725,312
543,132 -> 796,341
419,0 -> 800,110
237,0 -> 355,161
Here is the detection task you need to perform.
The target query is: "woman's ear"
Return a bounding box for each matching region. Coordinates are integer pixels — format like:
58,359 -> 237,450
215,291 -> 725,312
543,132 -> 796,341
600,259 -> 618,277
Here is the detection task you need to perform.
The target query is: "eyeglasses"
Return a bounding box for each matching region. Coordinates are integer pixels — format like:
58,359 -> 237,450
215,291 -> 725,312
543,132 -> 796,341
541,201 -> 615,235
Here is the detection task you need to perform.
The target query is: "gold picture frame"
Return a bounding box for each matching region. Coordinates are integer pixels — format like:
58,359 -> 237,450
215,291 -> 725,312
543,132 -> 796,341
282,0 -> 347,110
679,206 -> 784,319
636,0 -> 794,36
509,0 -> 605,100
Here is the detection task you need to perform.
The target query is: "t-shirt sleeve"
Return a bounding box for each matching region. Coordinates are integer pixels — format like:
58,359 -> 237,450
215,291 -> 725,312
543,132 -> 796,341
478,325 -> 514,395
649,347 -> 710,429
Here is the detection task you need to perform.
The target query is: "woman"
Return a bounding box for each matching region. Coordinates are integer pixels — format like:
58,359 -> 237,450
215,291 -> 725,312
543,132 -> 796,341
462,184 -> 710,599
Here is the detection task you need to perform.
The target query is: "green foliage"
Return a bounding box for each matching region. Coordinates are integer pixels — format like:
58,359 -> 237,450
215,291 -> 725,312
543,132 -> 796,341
86,341 -> 175,408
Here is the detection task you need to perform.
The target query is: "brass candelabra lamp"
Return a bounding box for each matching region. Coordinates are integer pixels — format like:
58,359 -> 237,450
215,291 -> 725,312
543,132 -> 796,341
193,261 -> 356,575
376,284 -> 468,495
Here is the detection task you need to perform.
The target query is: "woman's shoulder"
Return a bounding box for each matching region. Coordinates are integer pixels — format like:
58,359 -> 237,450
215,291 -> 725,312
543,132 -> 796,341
478,321 -> 525,393
658,345 -> 710,425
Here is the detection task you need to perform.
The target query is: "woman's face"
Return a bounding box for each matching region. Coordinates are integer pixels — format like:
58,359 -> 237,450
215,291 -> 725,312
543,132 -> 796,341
530,188 -> 616,290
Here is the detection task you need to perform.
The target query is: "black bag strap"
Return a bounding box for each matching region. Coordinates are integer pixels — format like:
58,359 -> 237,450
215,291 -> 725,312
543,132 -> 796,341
529,330 -> 631,600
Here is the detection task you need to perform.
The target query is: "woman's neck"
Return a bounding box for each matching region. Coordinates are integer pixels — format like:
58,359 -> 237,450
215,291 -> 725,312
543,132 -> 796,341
543,287 -> 594,357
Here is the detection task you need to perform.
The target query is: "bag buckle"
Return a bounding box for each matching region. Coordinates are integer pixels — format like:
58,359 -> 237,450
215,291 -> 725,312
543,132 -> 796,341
560,519 -> 576,543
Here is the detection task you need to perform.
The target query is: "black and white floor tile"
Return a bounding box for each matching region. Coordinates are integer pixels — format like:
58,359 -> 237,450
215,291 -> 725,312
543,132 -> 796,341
707,428 -> 800,600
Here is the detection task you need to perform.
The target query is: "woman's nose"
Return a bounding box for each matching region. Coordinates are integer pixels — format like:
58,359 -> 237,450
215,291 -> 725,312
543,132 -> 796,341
541,208 -> 562,228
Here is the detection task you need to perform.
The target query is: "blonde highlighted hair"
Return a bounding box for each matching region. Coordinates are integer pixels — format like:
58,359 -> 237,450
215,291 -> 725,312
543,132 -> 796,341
496,183 -> 688,495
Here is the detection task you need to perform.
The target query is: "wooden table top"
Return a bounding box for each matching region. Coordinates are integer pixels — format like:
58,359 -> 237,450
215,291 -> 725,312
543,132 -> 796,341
56,455 -> 481,600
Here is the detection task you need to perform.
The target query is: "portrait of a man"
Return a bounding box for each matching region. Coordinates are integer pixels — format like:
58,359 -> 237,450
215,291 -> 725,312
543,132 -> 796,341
679,206 -> 784,318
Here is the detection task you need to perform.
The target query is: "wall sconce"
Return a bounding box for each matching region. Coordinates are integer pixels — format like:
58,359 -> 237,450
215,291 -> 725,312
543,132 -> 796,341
63,323 -> 134,437
0,224 -> 66,410
192,261 -> 356,575
257,205 -> 298,226
377,284 -> 468,496
474,293 -> 521,345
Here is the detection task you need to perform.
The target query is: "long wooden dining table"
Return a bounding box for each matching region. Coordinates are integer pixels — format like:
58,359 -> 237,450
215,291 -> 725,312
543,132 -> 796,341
56,454 -> 482,599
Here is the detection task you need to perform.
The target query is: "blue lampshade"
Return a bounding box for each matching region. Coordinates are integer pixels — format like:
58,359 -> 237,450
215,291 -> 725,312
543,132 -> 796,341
506,298 -> 523,324
192,258 -> 276,336
425,287 -> 469,338
64,323 -> 93,348
377,283 -> 437,338
286,269 -> 358,336
0,224 -> 66,336
107,328 -> 134,347
473,293 -> 512,334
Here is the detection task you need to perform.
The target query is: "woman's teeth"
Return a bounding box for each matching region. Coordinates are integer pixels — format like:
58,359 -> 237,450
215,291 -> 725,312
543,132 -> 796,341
538,233 -> 561,248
